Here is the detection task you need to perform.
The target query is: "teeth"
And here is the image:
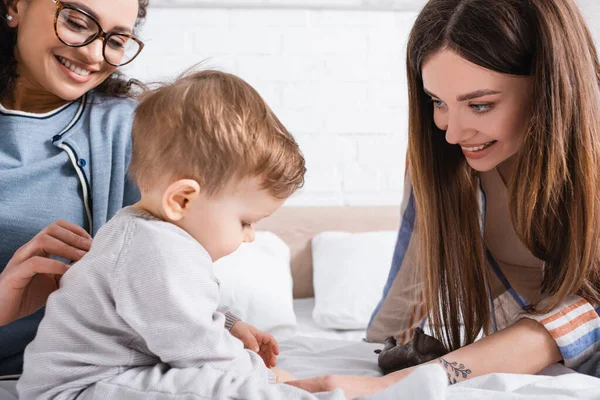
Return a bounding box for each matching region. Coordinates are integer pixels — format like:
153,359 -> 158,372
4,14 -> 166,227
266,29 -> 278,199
57,56 -> 91,77
461,141 -> 495,152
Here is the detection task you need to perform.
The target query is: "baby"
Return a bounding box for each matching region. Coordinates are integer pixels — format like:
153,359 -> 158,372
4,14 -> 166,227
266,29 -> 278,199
18,71 -> 344,400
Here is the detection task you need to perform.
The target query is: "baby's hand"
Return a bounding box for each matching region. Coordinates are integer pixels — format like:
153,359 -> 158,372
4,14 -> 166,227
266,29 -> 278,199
230,321 -> 279,367
272,368 -> 296,383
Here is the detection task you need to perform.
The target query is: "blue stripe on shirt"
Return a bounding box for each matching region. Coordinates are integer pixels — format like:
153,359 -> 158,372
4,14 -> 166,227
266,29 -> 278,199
479,179 -> 499,332
368,190 -> 416,328
486,249 -> 529,309
559,327 -> 600,360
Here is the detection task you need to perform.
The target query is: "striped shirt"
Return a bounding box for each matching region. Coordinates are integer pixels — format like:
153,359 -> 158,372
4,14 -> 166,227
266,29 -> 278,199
367,168 -> 600,374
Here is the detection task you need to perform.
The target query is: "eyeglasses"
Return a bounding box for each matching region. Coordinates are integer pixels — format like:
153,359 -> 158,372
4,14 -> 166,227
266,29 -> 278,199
52,0 -> 144,67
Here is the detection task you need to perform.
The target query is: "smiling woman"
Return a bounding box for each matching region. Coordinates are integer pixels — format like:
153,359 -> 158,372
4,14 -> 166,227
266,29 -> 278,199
0,0 -> 148,376
1,0 -> 146,107
422,50 -> 533,171
289,0 -> 600,397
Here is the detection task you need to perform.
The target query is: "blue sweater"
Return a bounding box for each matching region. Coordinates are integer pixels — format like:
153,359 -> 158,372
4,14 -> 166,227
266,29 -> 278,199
0,92 -> 140,375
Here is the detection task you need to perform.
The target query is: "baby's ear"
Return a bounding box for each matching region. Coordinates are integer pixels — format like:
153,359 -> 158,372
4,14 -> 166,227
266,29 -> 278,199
162,179 -> 200,221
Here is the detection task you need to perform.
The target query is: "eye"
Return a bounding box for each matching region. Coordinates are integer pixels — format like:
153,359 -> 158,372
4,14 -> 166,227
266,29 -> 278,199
431,99 -> 446,109
241,222 -> 252,228
107,37 -> 127,50
470,103 -> 493,114
65,17 -> 89,32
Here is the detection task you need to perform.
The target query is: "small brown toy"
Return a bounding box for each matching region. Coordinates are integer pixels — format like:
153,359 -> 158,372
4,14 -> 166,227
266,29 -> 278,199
374,327 -> 449,375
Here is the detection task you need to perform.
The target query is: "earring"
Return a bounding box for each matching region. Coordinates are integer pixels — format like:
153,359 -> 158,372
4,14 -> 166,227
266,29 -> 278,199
6,14 -> 13,21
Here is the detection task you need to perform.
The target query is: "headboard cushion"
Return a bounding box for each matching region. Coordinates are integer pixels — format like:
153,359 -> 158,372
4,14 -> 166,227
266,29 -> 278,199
256,206 -> 400,298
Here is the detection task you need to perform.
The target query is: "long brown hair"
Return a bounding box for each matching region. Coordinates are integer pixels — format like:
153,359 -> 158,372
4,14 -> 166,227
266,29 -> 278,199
407,0 -> 600,351
0,0 -> 149,100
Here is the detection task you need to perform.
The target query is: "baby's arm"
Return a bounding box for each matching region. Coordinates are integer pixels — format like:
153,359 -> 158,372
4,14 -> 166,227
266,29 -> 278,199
113,227 -> 275,383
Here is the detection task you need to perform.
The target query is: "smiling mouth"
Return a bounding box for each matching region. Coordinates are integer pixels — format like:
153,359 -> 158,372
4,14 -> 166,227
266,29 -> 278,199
460,141 -> 496,152
56,56 -> 92,77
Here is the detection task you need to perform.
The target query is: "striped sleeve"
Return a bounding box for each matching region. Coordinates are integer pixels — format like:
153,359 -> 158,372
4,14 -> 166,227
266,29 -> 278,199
523,295 -> 600,372
216,306 -> 241,330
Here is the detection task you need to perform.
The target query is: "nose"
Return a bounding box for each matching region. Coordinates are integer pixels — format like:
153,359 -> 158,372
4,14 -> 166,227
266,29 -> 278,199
243,229 -> 255,243
443,111 -> 469,145
78,38 -> 104,65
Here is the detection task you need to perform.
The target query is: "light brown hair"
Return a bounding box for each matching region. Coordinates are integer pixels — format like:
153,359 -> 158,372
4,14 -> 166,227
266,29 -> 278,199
407,0 -> 600,350
130,70 -> 306,199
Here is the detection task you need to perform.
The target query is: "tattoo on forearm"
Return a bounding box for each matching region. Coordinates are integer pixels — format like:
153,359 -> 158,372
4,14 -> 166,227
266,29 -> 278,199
439,358 -> 472,385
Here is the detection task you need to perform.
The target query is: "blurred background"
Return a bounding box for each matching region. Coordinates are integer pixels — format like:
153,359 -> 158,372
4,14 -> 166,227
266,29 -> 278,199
122,0 -> 600,207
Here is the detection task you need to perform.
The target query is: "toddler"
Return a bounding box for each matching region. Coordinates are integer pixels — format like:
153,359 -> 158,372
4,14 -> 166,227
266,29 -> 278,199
18,71 -> 345,400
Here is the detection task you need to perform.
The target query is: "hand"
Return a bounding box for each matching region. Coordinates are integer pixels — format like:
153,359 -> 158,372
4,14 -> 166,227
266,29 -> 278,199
230,321 -> 279,368
0,220 -> 92,326
287,373 -> 401,399
271,368 -> 296,383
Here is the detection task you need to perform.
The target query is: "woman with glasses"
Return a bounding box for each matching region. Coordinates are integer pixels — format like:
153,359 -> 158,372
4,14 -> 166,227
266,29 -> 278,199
0,0 -> 147,377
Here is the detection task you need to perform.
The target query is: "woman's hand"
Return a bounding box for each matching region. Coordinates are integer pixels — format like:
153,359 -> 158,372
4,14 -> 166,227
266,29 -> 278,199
271,367 -> 296,383
287,373 -> 402,399
0,220 -> 92,326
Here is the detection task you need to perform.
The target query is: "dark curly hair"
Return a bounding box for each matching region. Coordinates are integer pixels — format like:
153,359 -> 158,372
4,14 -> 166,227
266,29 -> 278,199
0,0 -> 149,100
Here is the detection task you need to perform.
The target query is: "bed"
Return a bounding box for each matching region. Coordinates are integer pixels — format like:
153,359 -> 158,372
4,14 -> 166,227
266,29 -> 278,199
2,206 -> 600,399
257,205 -> 400,344
261,206 -> 600,399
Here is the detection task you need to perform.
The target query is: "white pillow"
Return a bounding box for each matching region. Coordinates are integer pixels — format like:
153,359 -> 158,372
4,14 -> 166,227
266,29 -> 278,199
214,232 -> 296,342
312,231 -> 397,330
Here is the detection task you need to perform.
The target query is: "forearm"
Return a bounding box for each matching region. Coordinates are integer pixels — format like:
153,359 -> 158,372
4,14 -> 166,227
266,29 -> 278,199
385,318 -> 562,385
288,319 -> 563,397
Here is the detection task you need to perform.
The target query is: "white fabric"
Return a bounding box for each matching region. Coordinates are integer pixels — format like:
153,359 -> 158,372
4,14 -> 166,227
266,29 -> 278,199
277,336 -> 600,400
76,363 -> 345,400
215,232 -> 297,342
2,338 -> 597,400
362,364 -> 600,400
294,298 -> 366,341
3,366 -> 598,400
312,231 -> 397,330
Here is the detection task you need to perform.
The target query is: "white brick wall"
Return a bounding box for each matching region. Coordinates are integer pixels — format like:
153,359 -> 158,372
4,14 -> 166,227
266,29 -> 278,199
123,1 -> 600,206
123,7 -> 416,206
152,0 -> 426,10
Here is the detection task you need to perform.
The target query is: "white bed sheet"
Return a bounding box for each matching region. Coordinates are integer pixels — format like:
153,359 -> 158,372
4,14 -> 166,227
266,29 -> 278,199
293,298 -> 366,342
278,336 -> 600,400
2,337 -> 595,400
